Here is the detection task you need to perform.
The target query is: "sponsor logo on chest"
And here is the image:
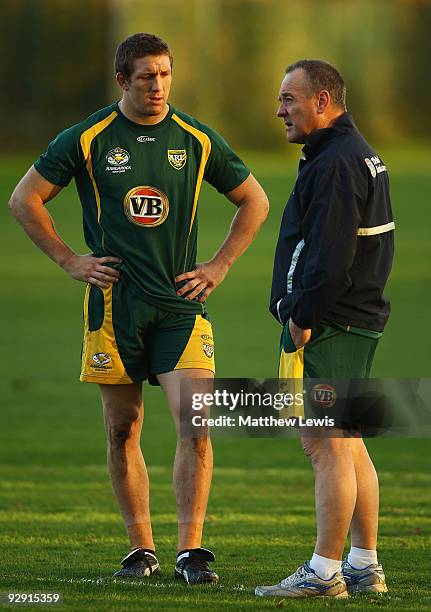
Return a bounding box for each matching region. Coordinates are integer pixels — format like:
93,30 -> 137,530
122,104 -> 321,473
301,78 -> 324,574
106,147 -> 131,173
123,186 -> 169,227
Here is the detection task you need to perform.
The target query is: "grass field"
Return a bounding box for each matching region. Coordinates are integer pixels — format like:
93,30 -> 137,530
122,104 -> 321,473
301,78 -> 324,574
1,152 -> 431,610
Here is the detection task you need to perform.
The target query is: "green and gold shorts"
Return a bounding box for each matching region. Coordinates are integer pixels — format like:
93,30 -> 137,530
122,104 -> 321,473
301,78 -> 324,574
279,320 -> 380,380
278,321 -> 381,419
80,282 -> 215,386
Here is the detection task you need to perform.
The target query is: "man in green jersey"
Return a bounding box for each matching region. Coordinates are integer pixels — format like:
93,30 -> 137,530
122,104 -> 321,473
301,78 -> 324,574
9,33 -> 269,584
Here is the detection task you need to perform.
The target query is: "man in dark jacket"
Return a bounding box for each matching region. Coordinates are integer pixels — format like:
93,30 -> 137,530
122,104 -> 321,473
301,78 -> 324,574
255,60 -> 394,600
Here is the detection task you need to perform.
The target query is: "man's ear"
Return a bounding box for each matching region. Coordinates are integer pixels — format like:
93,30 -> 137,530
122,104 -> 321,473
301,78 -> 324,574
116,72 -> 129,91
316,90 -> 330,114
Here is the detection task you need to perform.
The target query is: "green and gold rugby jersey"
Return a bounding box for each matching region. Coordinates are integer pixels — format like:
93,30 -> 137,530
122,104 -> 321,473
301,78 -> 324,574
34,103 -> 250,313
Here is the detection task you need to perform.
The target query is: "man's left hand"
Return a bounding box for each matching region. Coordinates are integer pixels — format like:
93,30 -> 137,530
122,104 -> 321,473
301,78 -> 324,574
289,318 -> 312,349
175,260 -> 229,302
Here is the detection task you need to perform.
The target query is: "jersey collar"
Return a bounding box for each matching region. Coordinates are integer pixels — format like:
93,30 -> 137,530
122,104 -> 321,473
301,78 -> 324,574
114,102 -> 175,131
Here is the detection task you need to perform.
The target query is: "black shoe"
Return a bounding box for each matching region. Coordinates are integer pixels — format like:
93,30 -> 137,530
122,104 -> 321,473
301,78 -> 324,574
174,547 -> 219,585
113,548 -> 160,578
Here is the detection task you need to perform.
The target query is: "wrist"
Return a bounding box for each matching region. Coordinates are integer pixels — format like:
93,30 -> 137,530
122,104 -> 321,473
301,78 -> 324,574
212,252 -> 232,273
57,250 -> 77,271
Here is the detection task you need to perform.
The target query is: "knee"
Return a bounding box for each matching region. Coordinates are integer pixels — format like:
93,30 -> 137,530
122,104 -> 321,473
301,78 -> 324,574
108,422 -> 133,448
301,437 -> 322,469
105,408 -> 141,449
301,436 -> 348,469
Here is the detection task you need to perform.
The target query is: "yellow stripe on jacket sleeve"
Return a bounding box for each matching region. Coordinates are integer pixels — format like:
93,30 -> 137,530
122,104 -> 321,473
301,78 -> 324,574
357,221 -> 395,236
172,113 -> 212,235
79,111 -> 118,224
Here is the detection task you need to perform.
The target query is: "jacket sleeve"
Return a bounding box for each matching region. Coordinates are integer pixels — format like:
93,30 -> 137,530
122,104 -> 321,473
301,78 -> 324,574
290,162 -> 363,328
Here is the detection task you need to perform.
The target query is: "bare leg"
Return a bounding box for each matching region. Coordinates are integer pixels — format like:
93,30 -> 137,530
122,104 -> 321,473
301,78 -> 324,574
100,383 -> 155,551
157,369 -> 214,552
302,433 -> 357,560
349,438 -> 379,550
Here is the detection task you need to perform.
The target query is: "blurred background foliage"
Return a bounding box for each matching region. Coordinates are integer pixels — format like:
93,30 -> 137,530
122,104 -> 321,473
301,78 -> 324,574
1,0 -> 431,151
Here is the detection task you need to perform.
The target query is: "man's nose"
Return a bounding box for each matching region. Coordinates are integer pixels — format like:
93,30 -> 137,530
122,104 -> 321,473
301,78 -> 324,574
151,75 -> 163,91
276,103 -> 286,118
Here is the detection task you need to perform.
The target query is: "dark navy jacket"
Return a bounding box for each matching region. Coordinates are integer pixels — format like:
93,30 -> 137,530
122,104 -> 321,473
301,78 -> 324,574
270,113 -> 394,332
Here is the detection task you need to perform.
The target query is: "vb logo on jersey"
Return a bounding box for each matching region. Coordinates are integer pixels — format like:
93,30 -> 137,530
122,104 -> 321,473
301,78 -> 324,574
168,149 -> 187,170
123,186 -> 169,227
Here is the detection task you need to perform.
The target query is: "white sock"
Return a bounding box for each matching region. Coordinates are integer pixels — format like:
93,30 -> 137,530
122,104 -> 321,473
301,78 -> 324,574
309,553 -> 342,580
347,546 -> 378,569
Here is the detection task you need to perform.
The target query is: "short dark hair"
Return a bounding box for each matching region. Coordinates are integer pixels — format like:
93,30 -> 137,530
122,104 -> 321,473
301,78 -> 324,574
285,59 -> 346,109
115,33 -> 173,80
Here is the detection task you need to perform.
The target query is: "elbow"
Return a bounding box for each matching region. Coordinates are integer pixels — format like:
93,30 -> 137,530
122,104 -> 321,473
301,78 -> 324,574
254,193 -> 269,227
8,191 -> 20,218
261,194 -> 270,223
238,193 -> 269,225
8,188 -> 33,220
248,194 -> 269,235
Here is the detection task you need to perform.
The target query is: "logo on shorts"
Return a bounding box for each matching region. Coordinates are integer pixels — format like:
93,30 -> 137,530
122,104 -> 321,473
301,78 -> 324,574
123,186 -> 169,227
310,384 -> 337,408
203,342 -> 214,358
92,353 -> 112,365
168,149 -> 187,170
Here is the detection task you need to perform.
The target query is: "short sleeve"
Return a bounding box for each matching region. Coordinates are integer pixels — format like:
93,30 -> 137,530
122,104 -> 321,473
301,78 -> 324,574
203,128 -> 250,194
34,124 -> 82,187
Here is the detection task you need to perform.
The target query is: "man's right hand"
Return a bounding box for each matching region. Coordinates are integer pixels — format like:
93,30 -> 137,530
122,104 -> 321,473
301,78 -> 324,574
62,254 -> 122,288
289,318 -> 312,349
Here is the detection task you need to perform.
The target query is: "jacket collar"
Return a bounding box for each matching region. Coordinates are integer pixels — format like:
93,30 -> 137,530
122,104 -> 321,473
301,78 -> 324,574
302,112 -> 356,159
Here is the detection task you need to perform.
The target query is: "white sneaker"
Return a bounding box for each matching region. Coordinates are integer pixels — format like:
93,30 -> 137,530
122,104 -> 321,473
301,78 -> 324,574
255,561 -> 348,599
342,558 -> 388,594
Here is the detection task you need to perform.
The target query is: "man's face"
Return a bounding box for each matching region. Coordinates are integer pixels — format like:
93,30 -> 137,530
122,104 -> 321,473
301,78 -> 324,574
277,69 -> 322,144
119,54 -> 172,119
